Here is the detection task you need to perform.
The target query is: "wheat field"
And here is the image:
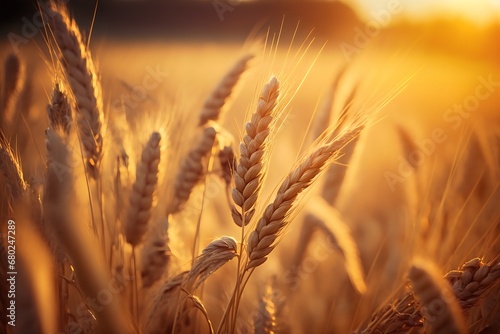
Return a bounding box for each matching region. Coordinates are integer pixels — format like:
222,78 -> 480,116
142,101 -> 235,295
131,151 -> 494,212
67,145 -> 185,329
0,1 -> 499,333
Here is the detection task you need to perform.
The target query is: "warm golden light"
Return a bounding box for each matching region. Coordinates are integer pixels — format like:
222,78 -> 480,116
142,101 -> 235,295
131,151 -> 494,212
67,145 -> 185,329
351,0 -> 500,25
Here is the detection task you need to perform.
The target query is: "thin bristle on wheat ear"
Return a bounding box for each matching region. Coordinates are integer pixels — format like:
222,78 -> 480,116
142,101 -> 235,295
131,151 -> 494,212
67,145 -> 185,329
170,125 -> 217,214
408,261 -> 467,334
231,76 -> 279,227
246,125 -> 363,270
125,131 -> 161,246
199,54 -> 254,126
46,3 -> 103,177
0,139 -> 27,199
47,83 -> 72,136
186,236 -> 238,291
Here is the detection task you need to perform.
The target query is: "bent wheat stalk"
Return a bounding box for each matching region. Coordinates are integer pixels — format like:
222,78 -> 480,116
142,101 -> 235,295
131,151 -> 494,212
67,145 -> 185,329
185,236 -> 238,291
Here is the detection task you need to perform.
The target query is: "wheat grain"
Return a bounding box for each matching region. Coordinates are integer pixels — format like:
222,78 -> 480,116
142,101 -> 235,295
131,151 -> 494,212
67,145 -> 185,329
445,258 -> 500,309
199,54 -> 254,126
125,132 -> 161,246
246,125 -> 363,270
231,76 -> 279,227
46,3 -> 103,177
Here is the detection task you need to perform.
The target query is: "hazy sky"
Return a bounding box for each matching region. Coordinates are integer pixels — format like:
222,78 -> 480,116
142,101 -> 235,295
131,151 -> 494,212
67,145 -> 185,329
337,0 -> 500,25
234,0 -> 500,25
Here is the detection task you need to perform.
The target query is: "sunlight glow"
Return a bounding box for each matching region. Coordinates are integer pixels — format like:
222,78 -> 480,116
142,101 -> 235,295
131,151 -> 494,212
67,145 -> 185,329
348,0 -> 500,25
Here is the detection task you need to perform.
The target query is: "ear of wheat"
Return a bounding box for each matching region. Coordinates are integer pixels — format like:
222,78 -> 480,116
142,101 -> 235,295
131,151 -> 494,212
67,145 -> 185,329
171,125 -> 217,214
246,125 -> 363,270
199,54 -> 254,126
125,131 -> 161,246
231,76 -> 280,227
141,217 -> 171,288
186,236 -> 238,291
46,2 -> 104,177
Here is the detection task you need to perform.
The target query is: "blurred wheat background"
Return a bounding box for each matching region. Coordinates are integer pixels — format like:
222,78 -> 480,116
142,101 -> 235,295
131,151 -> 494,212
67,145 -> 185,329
0,0 -> 499,333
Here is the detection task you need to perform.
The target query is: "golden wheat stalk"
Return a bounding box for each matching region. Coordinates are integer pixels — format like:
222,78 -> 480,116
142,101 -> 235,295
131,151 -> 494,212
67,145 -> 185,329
199,54 -> 254,126
320,135 -> 359,205
125,132 -> 161,246
15,212 -> 58,334
43,129 -> 130,333
298,197 -> 366,293
231,76 -> 280,227
46,3 -> 104,177
246,125 -> 363,270
170,125 -> 217,214
312,65 -> 347,141
0,53 -> 23,129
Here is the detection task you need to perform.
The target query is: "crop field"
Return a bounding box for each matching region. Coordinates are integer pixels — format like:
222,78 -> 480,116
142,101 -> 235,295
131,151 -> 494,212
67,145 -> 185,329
0,1 -> 499,333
